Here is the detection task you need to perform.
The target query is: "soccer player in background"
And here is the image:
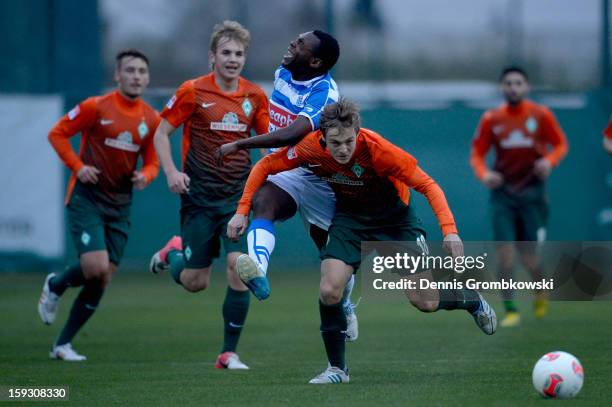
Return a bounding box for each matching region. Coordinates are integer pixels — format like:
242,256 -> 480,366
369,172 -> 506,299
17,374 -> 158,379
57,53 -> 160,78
470,67 -> 568,327
230,99 -> 497,384
603,117 -> 612,154
216,30 -> 359,342
38,49 -> 160,361
148,21 -> 269,369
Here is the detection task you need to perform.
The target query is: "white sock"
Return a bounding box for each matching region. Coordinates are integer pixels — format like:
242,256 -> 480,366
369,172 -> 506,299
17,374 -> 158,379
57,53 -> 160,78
342,274 -> 355,310
246,219 -> 276,275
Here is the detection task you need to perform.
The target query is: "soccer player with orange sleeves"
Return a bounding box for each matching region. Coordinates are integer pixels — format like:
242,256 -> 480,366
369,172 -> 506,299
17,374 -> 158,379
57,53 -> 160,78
148,21 -> 269,370
229,98 -> 497,384
470,66 -> 568,328
38,49 -> 160,361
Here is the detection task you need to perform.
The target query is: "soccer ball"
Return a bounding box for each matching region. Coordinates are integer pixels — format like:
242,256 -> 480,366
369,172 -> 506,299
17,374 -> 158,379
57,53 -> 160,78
532,351 -> 584,399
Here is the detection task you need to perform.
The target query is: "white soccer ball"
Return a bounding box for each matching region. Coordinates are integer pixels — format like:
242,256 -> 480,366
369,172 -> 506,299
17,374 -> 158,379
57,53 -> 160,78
532,351 -> 584,399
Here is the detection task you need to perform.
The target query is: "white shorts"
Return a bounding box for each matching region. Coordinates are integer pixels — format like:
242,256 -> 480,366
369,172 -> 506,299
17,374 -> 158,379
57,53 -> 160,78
267,167 -> 335,230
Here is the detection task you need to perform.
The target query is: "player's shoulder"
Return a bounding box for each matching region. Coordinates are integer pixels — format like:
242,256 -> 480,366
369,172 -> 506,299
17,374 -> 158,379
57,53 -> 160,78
526,99 -> 554,117
141,100 -> 160,120
187,74 -> 212,91
240,77 -> 267,98
359,127 -> 386,145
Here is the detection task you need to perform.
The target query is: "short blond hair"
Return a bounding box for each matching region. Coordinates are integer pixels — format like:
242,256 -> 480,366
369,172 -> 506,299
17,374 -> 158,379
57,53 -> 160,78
320,98 -> 361,135
210,20 -> 251,52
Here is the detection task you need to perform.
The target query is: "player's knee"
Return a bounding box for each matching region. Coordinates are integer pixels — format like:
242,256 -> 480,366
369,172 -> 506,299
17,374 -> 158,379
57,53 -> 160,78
82,261 -> 110,281
320,281 -> 343,305
181,271 -> 209,293
410,298 -> 438,313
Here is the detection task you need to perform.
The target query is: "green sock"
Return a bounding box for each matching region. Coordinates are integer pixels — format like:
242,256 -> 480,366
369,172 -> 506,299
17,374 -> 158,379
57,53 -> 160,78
319,300 -> 347,370
56,281 -> 105,346
49,263 -> 85,296
503,300 -> 518,313
167,250 -> 185,284
221,287 -> 250,353
437,288 -> 481,313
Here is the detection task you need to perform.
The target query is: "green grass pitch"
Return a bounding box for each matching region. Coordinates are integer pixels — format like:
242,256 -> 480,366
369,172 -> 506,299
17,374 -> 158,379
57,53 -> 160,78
1,270 -> 611,405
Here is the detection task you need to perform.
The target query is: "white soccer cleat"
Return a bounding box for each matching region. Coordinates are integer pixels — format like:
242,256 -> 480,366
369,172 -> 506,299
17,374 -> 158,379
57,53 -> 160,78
309,365 -> 350,384
344,299 -> 359,342
472,292 -> 497,335
149,236 -> 182,274
49,343 -> 87,362
148,252 -> 169,274
215,352 -> 249,370
38,273 -> 60,325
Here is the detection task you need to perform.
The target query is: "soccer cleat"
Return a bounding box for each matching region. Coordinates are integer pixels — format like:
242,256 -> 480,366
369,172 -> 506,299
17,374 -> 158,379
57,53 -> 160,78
149,236 -> 182,274
38,273 -> 60,325
308,365 -> 350,384
534,292 -> 549,319
214,352 -> 249,370
471,292 -> 497,335
344,299 -> 360,342
49,343 -> 86,362
236,254 -> 270,300
500,311 -> 521,327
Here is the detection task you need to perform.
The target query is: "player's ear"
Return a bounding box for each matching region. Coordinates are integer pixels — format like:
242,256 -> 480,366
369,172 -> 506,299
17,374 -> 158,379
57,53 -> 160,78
208,51 -> 215,71
310,57 -> 323,70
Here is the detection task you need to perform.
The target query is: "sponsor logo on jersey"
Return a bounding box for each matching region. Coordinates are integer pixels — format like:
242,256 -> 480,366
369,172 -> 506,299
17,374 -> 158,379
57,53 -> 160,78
100,119 -> 114,126
269,102 -> 297,129
492,125 -> 505,135
104,131 -> 140,152
201,101 -> 216,108
351,163 -> 364,178
500,129 -> 534,149
166,94 -> 177,109
242,98 -> 252,116
68,106 -> 80,120
138,119 -> 148,138
322,173 -> 364,186
526,116 -> 538,133
210,112 -> 247,132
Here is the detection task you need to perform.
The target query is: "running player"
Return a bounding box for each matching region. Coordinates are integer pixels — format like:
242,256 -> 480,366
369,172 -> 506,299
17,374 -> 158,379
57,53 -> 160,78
149,21 -> 269,369
38,49 -> 160,361
230,98 -> 497,384
470,66 -> 568,327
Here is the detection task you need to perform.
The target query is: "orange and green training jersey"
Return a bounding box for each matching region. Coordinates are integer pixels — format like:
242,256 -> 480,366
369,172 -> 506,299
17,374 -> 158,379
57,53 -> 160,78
237,128 -> 458,236
48,90 -> 160,207
470,99 -> 568,187
161,73 -> 269,208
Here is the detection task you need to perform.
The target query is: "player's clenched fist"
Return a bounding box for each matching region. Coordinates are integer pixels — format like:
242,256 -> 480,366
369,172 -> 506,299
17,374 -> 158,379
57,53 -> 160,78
165,169 -> 190,194
443,233 -> 464,258
227,214 -> 248,242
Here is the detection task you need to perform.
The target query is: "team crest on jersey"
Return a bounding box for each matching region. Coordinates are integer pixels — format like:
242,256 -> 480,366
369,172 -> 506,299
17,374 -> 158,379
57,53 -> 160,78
105,131 -> 140,152
526,116 -> 538,133
138,119 -> 148,138
210,112 -> 247,132
351,163 -> 364,178
242,98 -> 253,117
287,147 -> 297,160
68,105 -> 80,120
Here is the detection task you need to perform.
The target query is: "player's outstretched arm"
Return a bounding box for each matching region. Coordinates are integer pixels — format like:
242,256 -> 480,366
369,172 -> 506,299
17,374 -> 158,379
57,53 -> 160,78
153,119 -> 190,194
216,116 -> 312,162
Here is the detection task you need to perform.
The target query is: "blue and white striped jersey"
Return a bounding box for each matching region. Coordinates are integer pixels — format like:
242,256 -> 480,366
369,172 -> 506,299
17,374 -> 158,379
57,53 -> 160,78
268,66 -> 339,133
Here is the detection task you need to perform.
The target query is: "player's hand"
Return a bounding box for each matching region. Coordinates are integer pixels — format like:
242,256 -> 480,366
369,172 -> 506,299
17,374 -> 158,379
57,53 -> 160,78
166,169 -> 190,194
533,158 -> 552,180
443,233 -> 464,258
77,165 -> 101,184
215,142 -> 239,166
227,214 -> 249,242
482,171 -> 504,189
131,171 -> 148,190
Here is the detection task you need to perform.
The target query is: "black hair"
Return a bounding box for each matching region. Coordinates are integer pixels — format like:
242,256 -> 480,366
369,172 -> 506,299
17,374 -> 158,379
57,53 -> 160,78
500,66 -> 528,82
116,49 -> 149,67
312,30 -> 340,72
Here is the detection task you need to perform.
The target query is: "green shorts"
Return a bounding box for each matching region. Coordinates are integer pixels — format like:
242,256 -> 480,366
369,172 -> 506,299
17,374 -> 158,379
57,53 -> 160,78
67,187 -> 131,266
321,204 -> 427,271
180,204 -> 247,269
491,184 -> 549,242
